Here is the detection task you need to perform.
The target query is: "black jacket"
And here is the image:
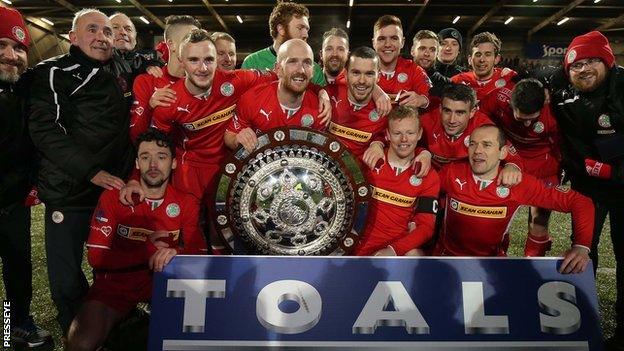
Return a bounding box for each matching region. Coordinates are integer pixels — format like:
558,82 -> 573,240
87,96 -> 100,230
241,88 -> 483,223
27,45 -> 133,208
107,48 -> 161,107
433,60 -> 467,78
551,65 -> 624,205
0,80 -> 34,208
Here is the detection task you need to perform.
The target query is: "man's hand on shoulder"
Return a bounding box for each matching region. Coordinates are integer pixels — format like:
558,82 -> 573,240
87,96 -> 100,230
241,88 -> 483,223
91,170 -> 125,191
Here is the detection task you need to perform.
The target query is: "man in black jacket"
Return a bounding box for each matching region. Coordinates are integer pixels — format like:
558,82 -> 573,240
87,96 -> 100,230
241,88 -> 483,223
0,7 -> 52,348
27,8 -> 133,335
551,31 -> 624,350
433,27 -> 467,78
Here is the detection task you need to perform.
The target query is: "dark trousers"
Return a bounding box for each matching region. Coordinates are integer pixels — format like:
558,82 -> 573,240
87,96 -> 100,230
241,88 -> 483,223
589,202 -> 624,338
0,202 -> 32,327
44,207 -> 92,335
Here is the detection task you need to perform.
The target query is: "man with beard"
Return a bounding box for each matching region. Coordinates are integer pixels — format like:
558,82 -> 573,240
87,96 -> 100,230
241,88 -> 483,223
242,2 -> 326,85
226,39 -> 326,152
354,106 -> 440,256
0,7 -> 52,348
66,129 -> 205,351
550,31 -> 624,350
434,27 -> 467,78
451,32 -> 516,101
129,15 -> 201,142
108,12 -> 162,107
211,32 -> 237,71
479,79 -> 561,257
434,125 -> 593,275
27,8 -> 134,335
320,27 -> 349,84
372,15 -> 431,109
410,30 -> 452,101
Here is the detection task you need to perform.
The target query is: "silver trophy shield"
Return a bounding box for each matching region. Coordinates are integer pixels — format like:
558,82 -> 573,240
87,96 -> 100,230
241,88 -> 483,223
214,127 -> 369,255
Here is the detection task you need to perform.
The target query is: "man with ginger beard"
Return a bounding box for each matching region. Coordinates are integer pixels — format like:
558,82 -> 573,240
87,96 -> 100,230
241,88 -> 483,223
550,31 -> 624,350
225,39 -> 326,152
242,1 -> 326,85
27,8 -> 134,335
0,6 -> 52,348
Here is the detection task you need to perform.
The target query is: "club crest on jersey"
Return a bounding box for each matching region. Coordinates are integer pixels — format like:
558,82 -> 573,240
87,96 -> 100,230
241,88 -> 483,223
409,175 -> 422,186
12,26 -> 26,44
301,114 -> 314,127
51,211 -> 64,224
495,79 -> 506,88
464,135 -> 470,147
220,82 -> 235,97
166,203 -> 180,218
533,121 -> 544,134
369,110 -> 380,122
496,186 -> 510,198
566,49 -> 577,64
598,114 -> 611,128
397,73 -> 408,83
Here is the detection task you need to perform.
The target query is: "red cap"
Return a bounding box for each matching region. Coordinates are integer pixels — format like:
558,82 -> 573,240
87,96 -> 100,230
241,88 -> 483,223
564,31 -> 614,73
0,7 -> 30,49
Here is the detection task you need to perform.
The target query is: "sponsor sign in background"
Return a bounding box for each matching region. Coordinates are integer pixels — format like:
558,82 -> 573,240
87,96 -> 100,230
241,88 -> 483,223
149,256 -> 602,351
525,43 -> 568,60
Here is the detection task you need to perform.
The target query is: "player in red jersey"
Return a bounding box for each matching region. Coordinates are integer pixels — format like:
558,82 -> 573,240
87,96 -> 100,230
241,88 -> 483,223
371,15 -> 431,108
324,46 -> 386,158
420,84 -> 523,185
435,124 -> 593,274
225,39 -> 327,152
129,15 -> 201,142
479,78 -> 561,257
451,32 -> 516,101
355,106 -> 440,256
66,129 -> 206,351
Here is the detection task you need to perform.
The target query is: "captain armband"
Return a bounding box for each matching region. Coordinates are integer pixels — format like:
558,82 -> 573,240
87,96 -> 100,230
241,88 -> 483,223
415,196 -> 439,214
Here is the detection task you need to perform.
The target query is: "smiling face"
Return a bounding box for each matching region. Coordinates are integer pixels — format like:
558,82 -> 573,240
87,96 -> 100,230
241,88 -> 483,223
215,38 -> 236,71
387,114 -> 422,160
346,56 -> 378,104
0,37 -> 27,83
438,38 -> 460,64
69,11 -> 114,62
373,25 -> 404,67
276,39 -> 314,95
181,40 -> 217,91
321,35 -> 349,77
569,58 -> 608,93
110,13 -> 136,52
468,126 -> 507,180
412,38 -> 438,70
440,97 -> 475,136
469,42 -> 500,80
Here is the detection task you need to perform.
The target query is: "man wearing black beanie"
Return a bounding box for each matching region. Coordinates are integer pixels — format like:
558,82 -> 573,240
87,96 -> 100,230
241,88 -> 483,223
434,27 -> 467,78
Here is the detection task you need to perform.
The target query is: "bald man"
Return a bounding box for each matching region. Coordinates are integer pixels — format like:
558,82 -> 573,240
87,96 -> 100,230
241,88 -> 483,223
27,8 -> 134,334
226,39 -> 327,151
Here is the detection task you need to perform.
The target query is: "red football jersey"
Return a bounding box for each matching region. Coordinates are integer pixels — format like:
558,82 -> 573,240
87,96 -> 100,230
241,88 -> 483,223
152,69 -> 274,166
228,81 -> 326,133
355,154 -> 440,256
420,109 -> 523,170
324,83 -> 386,158
451,67 -> 517,101
378,57 -> 431,100
436,162 -> 593,257
87,184 -> 206,272
479,86 -> 561,179
130,65 -> 180,143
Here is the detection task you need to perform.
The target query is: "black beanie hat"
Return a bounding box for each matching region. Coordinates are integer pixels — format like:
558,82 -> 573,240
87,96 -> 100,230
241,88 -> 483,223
438,28 -> 462,50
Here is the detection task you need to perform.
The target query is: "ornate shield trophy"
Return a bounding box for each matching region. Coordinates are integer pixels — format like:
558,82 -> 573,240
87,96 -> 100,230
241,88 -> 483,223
214,127 -> 370,255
